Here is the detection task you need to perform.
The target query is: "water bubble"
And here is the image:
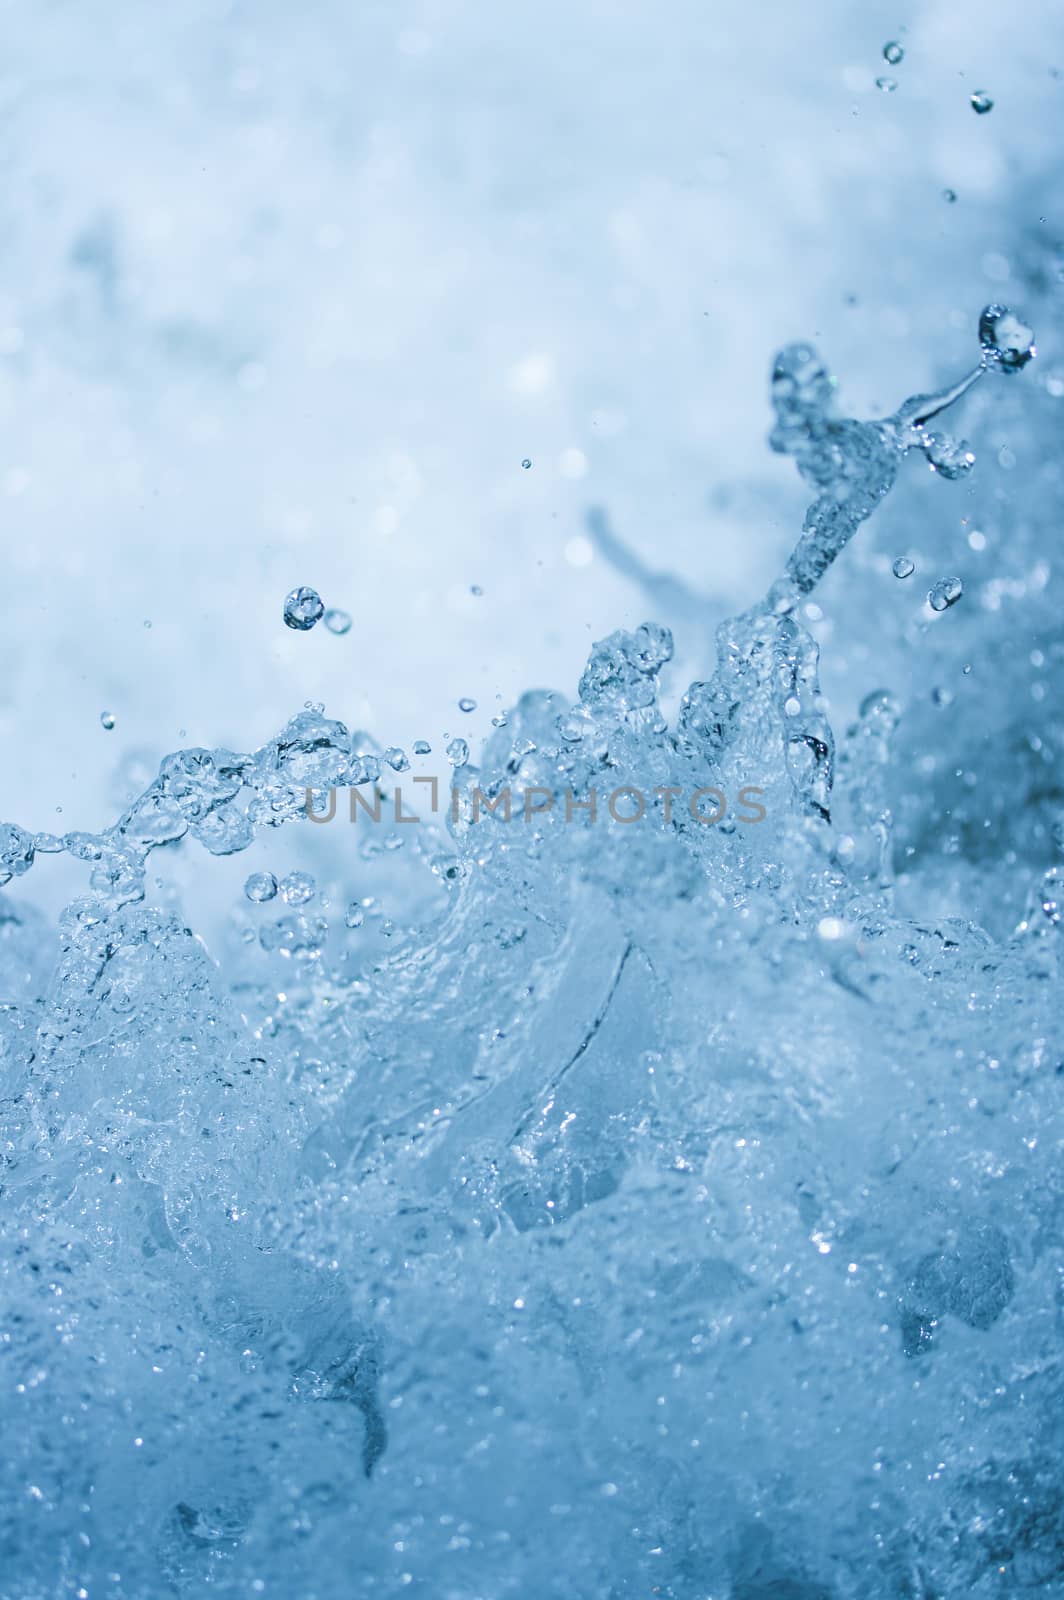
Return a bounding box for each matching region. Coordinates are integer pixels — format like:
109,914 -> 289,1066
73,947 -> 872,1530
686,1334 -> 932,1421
413,740 -> 431,755
100,711 -> 116,730
876,76 -> 897,92
458,698 -> 477,714
970,91 -> 994,114
892,557 -> 915,579
0,822 -> 35,885
280,871 -> 316,906
283,586 -> 325,631
244,871 -> 278,903
883,41 -> 904,64
344,902 -> 365,929
942,188 -> 957,203
928,576 -> 964,612
979,304 -> 1036,373
323,608 -> 352,635
446,737 -> 469,768
521,458 -> 532,470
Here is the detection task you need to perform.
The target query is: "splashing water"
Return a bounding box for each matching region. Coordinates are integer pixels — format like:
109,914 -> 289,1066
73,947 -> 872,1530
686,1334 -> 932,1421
4,303 -> 1063,1599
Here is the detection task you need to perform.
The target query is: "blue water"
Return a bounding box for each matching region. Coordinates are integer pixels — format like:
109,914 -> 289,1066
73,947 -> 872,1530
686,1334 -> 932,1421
3,279 -> 1064,1598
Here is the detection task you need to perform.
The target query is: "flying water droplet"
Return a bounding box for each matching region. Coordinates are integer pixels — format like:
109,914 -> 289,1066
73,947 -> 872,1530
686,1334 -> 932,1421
384,747 -> 410,772
458,698 -> 477,714
521,458 -> 532,470
942,188 -> 957,203
323,608 -> 352,635
883,41 -> 904,65
470,585 -> 483,597
928,576 -> 964,612
446,737 -> 469,768
344,903 -> 365,929
244,871 -> 278,903
413,740 -> 431,755
979,304 -> 1036,373
876,76 -> 897,92
892,558 -> 915,579
100,711 -> 116,730
970,91 -> 994,114
283,587 -> 325,631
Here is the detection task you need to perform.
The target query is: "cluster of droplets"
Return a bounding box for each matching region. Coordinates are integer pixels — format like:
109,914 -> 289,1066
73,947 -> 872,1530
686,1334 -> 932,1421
282,586 -> 352,635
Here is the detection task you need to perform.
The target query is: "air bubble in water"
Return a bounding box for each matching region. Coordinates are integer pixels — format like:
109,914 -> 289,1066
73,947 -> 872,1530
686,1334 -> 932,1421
876,76 -> 897,92
446,737 -> 469,768
892,557 -> 915,579
244,871 -> 278,903
280,871 -> 316,905
458,697 -> 477,713
979,304 -> 1036,373
928,576 -> 964,612
283,586 -> 325,631
100,711 -> 116,730
970,91 -> 994,114
324,608 -> 352,635
883,41 -> 904,65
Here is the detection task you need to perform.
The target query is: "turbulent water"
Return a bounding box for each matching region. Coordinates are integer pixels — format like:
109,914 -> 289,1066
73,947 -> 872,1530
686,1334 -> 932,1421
2,287 -> 1064,1599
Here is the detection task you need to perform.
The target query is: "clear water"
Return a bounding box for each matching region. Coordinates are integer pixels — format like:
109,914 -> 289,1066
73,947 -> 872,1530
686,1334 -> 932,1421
2,290 -> 1064,1599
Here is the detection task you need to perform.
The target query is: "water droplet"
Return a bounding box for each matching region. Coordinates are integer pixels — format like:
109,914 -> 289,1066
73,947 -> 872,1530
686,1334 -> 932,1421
970,91 -> 994,114
470,585 -> 483,596
942,188 -> 957,203
458,697 -> 477,714
521,458 -> 532,470
413,739 -> 431,755
876,75 -> 897,92
928,576 -> 964,612
384,747 -> 410,772
280,871 -> 315,906
283,586 -> 325,631
344,902 -> 365,929
892,557 -> 915,579
323,608 -> 352,635
490,713 -> 508,728
979,304 -> 1036,373
446,737 -> 469,768
100,711 -> 116,730
244,871 -> 278,903
883,41 -> 904,65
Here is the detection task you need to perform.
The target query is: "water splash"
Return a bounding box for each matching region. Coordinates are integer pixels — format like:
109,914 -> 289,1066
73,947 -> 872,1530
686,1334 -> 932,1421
2,304 -> 1060,1600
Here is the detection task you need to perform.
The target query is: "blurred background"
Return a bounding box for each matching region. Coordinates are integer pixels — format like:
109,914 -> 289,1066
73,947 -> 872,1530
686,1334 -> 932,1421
0,0 -> 1061,834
